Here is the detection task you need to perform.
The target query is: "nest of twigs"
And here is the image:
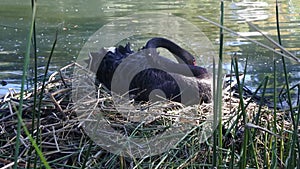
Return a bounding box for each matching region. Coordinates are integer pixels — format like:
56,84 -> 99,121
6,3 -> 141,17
0,63 -> 293,168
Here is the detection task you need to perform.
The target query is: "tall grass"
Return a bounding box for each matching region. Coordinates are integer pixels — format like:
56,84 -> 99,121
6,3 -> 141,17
201,0 -> 299,168
4,0 -> 299,168
275,0 -> 300,168
272,0 -> 300,168
28,0 -> 38,167
13,1 -> 54,168
13,1 -> 38,168
212,0 -> 224,167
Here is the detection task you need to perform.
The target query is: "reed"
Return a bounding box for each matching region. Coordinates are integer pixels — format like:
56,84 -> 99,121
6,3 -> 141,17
212,0 -> 225,167
13,0 -> 35,168
28,0 -> 38,167
275,0 -> 299,168
12,1 -> 51,169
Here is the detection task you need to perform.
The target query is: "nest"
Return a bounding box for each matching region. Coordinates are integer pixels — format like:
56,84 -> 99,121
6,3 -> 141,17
0,63 -> 294,168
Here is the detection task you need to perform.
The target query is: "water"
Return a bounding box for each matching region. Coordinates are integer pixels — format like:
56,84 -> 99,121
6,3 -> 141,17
0,0 -> 300,101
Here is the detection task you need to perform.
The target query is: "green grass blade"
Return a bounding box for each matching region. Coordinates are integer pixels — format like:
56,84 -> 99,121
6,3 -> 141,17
27,0 -> 38,168
16,112 -> 51,169
13,2 -> 37,169
275,1 -> 298,167
13,1 -> 53,168
271,56 -> 278,168
232,58 -> 248,168
81,140 -> 93,169
217,0 -> 224,167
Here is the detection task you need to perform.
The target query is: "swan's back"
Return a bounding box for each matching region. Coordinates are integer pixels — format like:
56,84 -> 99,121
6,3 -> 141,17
91,38 -> 212,105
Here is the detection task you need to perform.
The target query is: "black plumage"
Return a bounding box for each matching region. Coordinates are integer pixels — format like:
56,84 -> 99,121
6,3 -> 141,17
90,37 -> 212,105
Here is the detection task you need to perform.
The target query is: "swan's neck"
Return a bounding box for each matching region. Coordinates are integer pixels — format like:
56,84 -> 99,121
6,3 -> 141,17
145,37 -> 196,66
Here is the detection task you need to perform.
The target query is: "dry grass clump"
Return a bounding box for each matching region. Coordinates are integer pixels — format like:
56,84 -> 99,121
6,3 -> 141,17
0,63 -> 294,168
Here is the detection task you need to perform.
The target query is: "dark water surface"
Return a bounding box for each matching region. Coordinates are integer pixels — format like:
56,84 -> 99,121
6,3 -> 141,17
0,0 -> 300,100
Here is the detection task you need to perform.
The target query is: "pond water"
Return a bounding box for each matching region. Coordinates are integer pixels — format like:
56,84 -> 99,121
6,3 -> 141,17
1,0 -> 300,103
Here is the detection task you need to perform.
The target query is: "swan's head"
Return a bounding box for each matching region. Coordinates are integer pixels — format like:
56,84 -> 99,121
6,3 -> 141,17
193,66 -> 210,79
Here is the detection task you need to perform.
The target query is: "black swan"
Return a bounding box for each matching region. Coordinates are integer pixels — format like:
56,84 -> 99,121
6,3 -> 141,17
87,37 -> 212,105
